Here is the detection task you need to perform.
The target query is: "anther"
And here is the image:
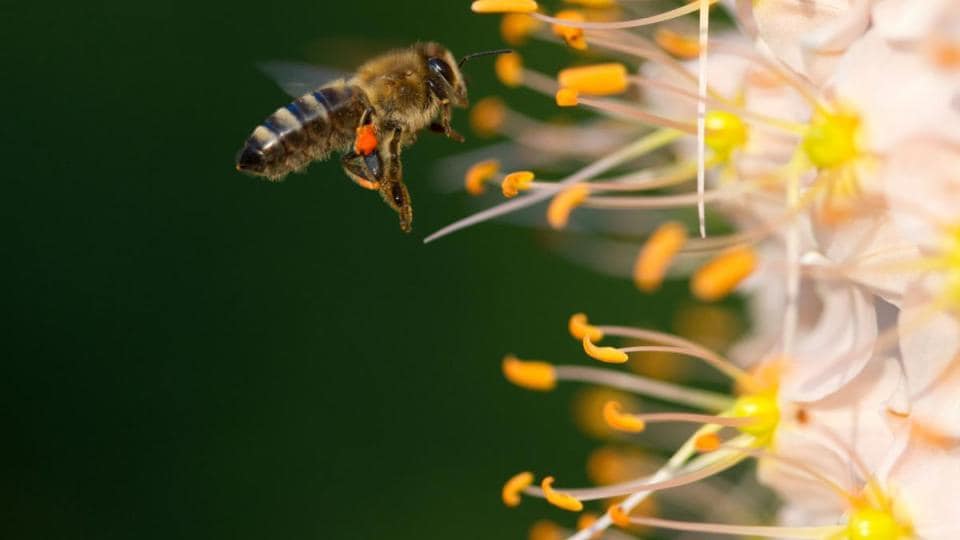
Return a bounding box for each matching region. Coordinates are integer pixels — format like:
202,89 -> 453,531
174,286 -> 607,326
542,476 -> 584,512
690,246 -> 757,301
557,63 -> 629,95
502,355 -> 557,391
577,513 -> 598,531
608,505 -> 632,527
495,52 -> 524,87
529,520 -> 564,540
693,433 -> 721,452
502,171 -> 534,198
471,0 -> 539,14
501,13 -> 542,45
552,10 -> 588,50
583,335 -> 629,363
469,97 -> 507,137
555,87 -> 580,107
633,221 -> 687,292
654,28 -> 701,58
547,184 -> 590,229
602,400 -> 646,432
465,159 -> 501,195
502,471 -> 535,507
569,313 -> 604,341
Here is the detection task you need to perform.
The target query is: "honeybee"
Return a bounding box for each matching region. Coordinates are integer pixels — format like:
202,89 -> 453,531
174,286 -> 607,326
236,42 -> 511,233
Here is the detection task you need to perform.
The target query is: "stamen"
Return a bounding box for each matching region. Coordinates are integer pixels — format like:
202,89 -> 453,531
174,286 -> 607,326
502,355 -> 557,391
471,0 -> 538,14
555,87 -> 579,107
655,28 -> 700,59
502,171 -> 535,198
555,365 -> 733,411
502,471 -> 535,507
582,335 -> 629,363
552,10 -> 589,50
541,476 -> 585,511
582,187 -> 731,209
531,0 -> 717,30
576,96 -> 697,133
547,184 -> 590,229
602,400 -> 646,432
695,0 -> 710,238
495,52 -> 524,87
557,63 -> 629,95
500,13 -> 542,45
469,97 -> 507,137
623,515 -> 845,539
465,159 -> 501,195
634,221 -> 687,292
569,313 -> 604,341
690,246 -> 758,301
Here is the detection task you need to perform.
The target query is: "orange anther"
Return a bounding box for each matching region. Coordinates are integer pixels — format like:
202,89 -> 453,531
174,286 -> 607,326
470,97 -> 507,137
502,471 -> 535,507
583,335 -> 628,364
558,63 -> 628,95
555,87 -> 579,107
465,159 -> 501,195
654,28 -> 701,59
354,124 -> 378,156
552,10 -> 588,50
602,401 -> 646,432
577,513 -> 598,531
502,355 -> 557,391
496,52 -> 524,87
633,221 -> 687,292
471,0 -> 539,13
690,246 -> 758,301
694,433 -> 722,452
502,171 -> 535,198
529,520 -> 563,540
542,476 -> 584,512
608,505 -> 632,527
501,13 -> 542,46
547,184 -> 590,229
568,313 -> 603,341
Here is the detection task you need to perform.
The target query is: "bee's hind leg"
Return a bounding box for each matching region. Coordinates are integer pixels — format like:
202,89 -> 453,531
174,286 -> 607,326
340,150 -> 383,191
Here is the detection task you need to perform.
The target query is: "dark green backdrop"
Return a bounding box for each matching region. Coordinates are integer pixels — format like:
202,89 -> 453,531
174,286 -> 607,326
6,1 -> 684,538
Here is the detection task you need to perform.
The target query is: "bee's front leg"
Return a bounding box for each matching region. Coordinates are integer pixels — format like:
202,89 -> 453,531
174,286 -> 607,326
429,104 -> 465,143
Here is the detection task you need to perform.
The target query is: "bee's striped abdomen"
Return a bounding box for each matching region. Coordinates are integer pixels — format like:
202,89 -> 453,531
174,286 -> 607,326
236,84 -> 366,181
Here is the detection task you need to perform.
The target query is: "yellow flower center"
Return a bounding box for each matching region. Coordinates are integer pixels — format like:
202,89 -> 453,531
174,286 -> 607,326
847,508 -> 905,540
705,110 -> 748,162
802,110 -> 860,169
731,394 -> 780,439
943,225 -> 960,307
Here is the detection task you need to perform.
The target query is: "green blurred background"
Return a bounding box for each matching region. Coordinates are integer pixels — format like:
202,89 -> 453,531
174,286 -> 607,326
5,1 -> 701,538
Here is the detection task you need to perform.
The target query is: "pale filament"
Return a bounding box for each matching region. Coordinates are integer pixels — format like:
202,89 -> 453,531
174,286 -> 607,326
532,0 -> 718,30
578,96 -> 697,133
582,186 -> 736,209
624,515 -> 845,539
555,365 -> 733,412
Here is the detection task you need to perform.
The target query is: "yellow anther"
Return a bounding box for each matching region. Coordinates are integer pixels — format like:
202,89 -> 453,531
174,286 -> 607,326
602,400 -> 646,432
502,471 -> 535,507
495,52 -> 524,87
558,63 -> 629,95
501,13 -> 543,45
555,87 -> 579,107
608,505 -> 632,527
569,312 -> 604,341
633,221 -> 687,292
465,159 -> 501,195
566,0 -> 616,6
577,513 -> 598,531
502,355 -> 557,391
541,476 -> 584,512
803,110 -> 861,169
469,97 -> 506,137
552,10 -> 588,50
694,433 -> 721,452
731,394 -> 780,437
583,335 -> 629,364
547,184 -> 590,229
690,246 -> 758,301
705,110 -> 748,161
654,28 -> 701,59
529,520 -> 564,540
471,0 -> 539,14
502,171 -> 534,198
847,508 -> 905,540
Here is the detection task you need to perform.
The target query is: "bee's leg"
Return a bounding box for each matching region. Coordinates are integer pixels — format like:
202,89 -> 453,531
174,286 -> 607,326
429,104 -> 465,143
340,150 -> 383,191
376,128 -> 413,232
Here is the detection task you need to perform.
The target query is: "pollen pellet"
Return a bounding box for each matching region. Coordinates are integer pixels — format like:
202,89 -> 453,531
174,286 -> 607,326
655,28 -> 701,59
502,355 -> 557,391
602,401 -> 646,432
471,0 -> 539,13
558,63 -> 629,95
500,13 -> 542,45
555,87 -> 579,107
354,124 -> 378,156
633,221 -> 687,292
495,52 -> 524,87
502,471 -> 534,507
547,184 -> 590,229
583,335 -> 629,363
469,97 -> 507,137
568,313 -> 603,341
691,246 -> 758,301
502,171 -> 534,198
552,10 -> 588,50
541,477 -> 584,512
465,159 -> 501,195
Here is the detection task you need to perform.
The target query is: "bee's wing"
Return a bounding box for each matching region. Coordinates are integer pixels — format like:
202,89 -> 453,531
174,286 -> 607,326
257,61 -> 350,97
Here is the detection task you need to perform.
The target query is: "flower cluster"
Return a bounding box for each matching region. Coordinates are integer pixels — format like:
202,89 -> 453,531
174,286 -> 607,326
438,1 -> 960,538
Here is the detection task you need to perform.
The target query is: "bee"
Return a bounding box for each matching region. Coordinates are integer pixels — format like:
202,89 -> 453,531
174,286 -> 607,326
236,42 -> 511,233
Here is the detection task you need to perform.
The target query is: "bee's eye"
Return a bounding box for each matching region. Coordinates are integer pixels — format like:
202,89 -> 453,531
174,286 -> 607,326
428,57 -> 455,84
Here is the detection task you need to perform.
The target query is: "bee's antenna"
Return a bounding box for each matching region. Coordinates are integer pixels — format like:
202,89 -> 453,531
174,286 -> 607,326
458,49 -> 514,68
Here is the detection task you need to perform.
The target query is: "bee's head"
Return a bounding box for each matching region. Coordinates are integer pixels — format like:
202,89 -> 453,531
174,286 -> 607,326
418,42 -> 469,108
